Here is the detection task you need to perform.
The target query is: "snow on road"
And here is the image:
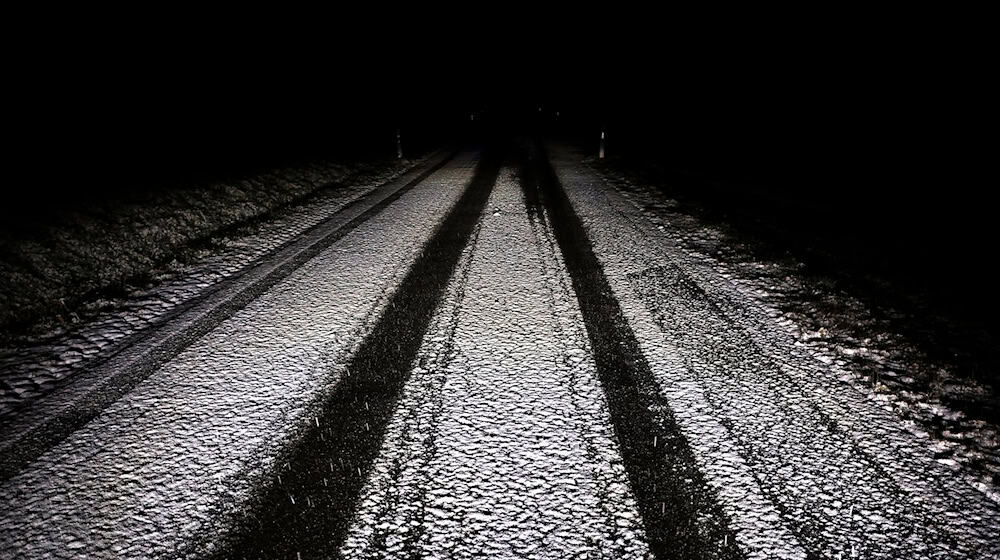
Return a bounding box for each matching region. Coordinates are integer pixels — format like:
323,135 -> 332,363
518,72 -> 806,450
342,168 -> 649,558
550,145 -> 1000,559
1,142 -> 997,560
0,152 -> 480,559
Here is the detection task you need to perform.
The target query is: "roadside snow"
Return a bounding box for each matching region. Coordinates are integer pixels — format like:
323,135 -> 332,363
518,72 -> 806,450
0,155 -> 429,419
588,154 -> 1000,503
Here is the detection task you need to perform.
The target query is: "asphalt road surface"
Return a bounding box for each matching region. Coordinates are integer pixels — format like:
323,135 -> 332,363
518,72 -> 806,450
1,140 -> 997,559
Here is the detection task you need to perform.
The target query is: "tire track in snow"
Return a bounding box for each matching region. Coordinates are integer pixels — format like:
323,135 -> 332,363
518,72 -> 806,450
206,145 -> 504,559
525,143 -> 745,560
0,151 -> 456,483
342,162 -> 649,558
549,144 -> 1000,559
0,152 -> 479,560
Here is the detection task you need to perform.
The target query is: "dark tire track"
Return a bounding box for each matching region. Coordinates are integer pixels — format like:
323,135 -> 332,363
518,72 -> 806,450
0,151 -> 457,484
523,177 -> 639,557
205,144 -> 504,559
520,141 -> 745,560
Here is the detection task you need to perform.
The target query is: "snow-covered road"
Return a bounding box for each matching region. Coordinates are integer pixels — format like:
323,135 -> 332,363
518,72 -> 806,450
0,141 -> 997,559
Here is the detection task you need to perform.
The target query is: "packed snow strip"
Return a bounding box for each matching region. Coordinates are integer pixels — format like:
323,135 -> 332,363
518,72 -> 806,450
342,169 -> 650,558
0,152 -> 480,559
0,153 -> 438,421
550,147 -> 1000,559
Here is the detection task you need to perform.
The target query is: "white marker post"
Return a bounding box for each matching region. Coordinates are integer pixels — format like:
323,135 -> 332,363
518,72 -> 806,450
599,128 -> 606,159
396,128 -> 403,159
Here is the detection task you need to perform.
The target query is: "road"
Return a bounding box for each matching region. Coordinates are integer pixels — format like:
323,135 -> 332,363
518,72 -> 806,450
0,140 -> 997,559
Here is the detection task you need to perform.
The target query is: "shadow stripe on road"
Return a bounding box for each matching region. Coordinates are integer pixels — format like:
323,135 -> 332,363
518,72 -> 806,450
204,144 -> 504,559
521,141 -> 745,560
0,150 -> 458,483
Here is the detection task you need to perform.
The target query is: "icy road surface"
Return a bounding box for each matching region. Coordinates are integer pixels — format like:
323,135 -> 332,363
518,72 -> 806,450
0,143 -> 998,559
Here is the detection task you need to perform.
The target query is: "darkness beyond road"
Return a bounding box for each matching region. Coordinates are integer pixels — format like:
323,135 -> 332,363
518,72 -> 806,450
6,42 -> 996,339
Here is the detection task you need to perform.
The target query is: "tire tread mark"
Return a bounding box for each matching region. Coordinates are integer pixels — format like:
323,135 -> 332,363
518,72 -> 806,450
206,145 -> 504,559
0,150 -> 458,483
523,141 -> 745,560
